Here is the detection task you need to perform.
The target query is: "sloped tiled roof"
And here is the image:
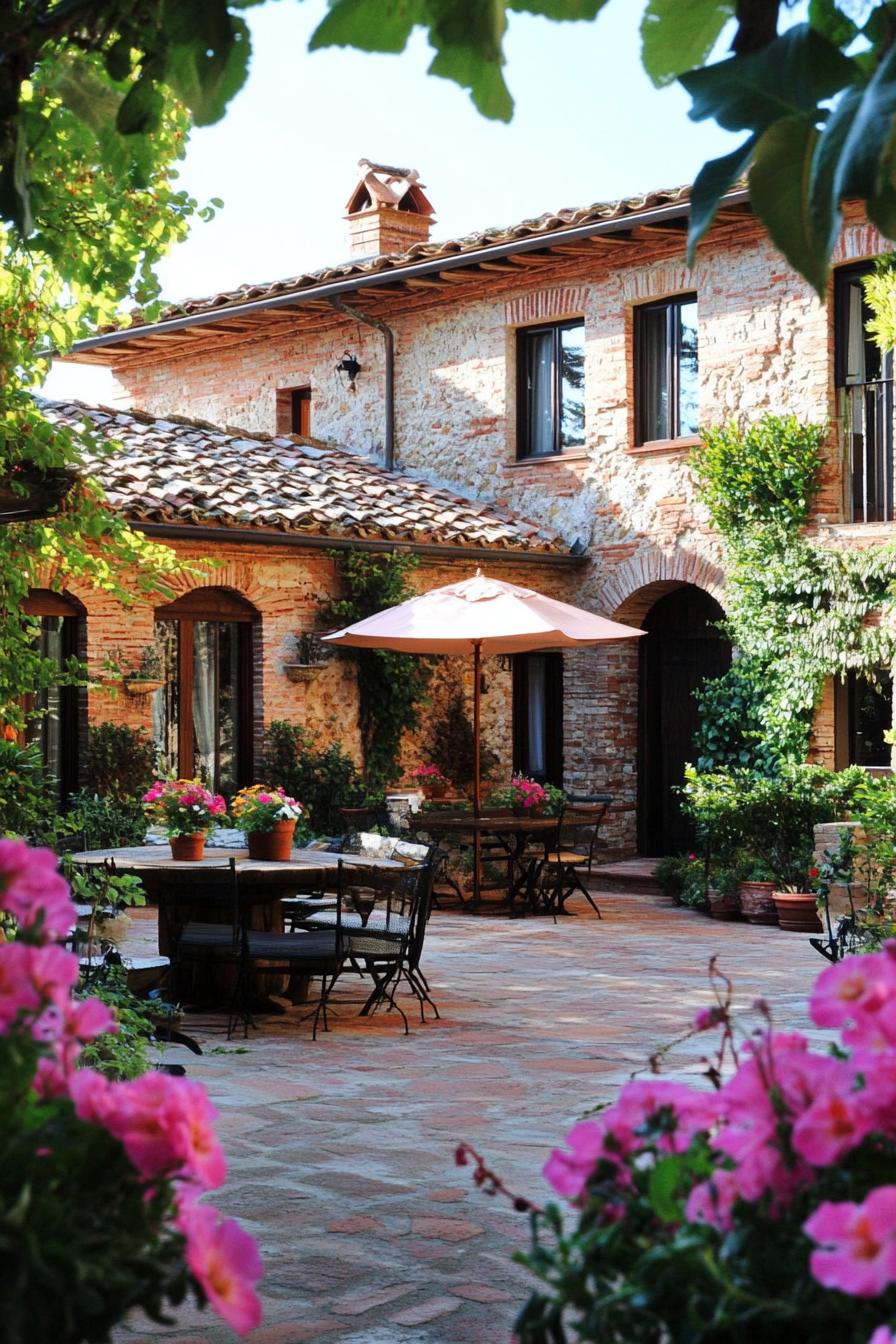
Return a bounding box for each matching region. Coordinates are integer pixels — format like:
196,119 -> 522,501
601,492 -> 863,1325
123,184 -> 697,329
41,399 -> 571,556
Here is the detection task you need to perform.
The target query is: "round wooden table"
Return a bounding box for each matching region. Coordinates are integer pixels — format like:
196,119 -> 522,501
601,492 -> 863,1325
414,814 -> 559,911
71,845 -> 402,1005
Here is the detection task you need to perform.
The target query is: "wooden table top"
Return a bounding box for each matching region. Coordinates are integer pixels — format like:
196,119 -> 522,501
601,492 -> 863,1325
417,814 -> 559,834
70,845 -> 403,873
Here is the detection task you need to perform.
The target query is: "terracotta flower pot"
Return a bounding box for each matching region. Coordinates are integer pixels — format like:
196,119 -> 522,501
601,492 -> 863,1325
773,890 -> 823,933
737,879 -> 779,926
247,819 -> 296,861
707,887 -> 740,920
170,833 -> 207,861
427,778 -> 448,799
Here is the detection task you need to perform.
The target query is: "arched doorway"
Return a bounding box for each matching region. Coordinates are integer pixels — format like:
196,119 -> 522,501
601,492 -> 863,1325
638,585 -> 730,856
154,587 -> 258,796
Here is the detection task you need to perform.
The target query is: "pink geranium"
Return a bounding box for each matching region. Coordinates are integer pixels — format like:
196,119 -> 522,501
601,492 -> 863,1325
178,1201 -> 263,1335
73,1070 -> 227,1189
0,839 -> 76,941
805,1188 -> 896,1297
792,1090 -> 875,1167
809,954 -> 895,1030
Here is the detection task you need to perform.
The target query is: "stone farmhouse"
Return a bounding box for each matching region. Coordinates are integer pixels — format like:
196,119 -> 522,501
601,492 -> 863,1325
43,159 -> 894,858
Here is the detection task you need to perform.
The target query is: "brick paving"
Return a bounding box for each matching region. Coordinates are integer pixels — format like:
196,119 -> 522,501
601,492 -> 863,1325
113,884 -> 827,1344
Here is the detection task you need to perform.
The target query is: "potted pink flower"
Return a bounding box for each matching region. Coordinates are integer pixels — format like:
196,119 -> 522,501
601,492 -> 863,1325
411,764 -> 452,799
142,778 -> 227,860
230,785 -> 303,861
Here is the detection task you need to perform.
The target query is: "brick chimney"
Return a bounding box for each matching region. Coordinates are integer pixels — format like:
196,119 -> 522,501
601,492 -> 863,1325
345,160 -> 435,260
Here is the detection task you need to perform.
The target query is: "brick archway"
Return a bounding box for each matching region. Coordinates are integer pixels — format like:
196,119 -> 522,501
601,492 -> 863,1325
597,549 -> 726,626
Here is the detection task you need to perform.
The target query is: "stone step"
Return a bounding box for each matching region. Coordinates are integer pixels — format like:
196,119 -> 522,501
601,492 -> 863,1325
589,857 -> 663,895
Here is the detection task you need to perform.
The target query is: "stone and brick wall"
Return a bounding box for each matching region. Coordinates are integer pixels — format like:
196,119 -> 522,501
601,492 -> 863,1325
94,206 -> 896,856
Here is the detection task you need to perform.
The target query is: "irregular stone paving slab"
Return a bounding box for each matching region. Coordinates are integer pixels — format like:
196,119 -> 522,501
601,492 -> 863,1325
113,889 -> 828,1343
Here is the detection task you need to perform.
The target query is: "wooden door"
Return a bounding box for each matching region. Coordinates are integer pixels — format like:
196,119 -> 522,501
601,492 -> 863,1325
638,585 -> 730,856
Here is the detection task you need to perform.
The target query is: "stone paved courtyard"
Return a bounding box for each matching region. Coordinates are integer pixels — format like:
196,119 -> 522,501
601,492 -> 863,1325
114,882 -> 828,1344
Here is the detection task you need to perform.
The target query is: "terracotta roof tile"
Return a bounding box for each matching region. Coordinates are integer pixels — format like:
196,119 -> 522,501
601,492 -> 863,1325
40,398 -> 571,556
110,183 -> 701,333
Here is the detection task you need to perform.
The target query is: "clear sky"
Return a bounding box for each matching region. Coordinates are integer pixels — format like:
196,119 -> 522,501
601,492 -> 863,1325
46,0 -> 742,403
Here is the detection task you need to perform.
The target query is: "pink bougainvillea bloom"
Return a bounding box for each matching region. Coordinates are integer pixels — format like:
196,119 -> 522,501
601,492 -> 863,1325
805,1188 -> 896,1297
0,840 -> 76,942
543,1120 -> 615,1201
85,1071 -> 227,1189
792,1090 -> 875,1167
0,942 -> 43,1029
178,1201 -> 263,1335
809,954 -> 893,1029
686,1169 -> 741,1232
694,1005 -> 725,1032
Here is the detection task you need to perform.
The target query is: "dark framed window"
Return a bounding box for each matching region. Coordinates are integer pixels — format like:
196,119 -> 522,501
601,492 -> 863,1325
517,319 -> 585,459
513,652 -> 563,785
153,587 -> 257,796
835,263 -> 894,522
634,295 -> 698,444
835,670 -> 893,769
22,589 -> 84,802
276,386 -> 311,437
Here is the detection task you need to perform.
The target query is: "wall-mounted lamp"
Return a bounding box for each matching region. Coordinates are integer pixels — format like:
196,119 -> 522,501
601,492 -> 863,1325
336,350 -> 362,393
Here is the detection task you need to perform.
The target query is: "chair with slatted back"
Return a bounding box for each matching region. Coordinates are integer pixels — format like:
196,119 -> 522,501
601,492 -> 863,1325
297,849 -> 438,1028
537,804 -> 607,917
163,858 -> 248,1038
241,860 -> 349,1039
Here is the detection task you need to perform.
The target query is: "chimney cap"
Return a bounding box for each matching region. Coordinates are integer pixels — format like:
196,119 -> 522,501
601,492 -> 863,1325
346,160 -> 434,217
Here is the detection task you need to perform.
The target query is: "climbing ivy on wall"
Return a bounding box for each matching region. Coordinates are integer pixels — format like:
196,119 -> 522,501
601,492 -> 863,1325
322,550 -> 432,790
689,415 -> 896,774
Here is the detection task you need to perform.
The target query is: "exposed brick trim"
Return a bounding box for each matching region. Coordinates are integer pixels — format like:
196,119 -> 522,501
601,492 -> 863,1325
505,287 -> 588,326
598,548 -> 727,625
831,224 -> 890,266
621,258 -> 707,304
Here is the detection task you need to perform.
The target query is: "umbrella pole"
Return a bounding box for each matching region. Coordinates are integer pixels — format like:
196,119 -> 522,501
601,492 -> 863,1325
473,641 -> 482,908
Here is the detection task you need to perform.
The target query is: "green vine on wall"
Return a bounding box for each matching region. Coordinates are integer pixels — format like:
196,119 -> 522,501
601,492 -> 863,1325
689,414 -> 896,774
321,550 -> 432,790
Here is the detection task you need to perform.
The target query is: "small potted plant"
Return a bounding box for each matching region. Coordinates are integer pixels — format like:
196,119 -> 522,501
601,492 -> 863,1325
773,864 -> 824,932
141,778 -> 227,860
230,784 -> 304,860
735,856 -> 779,925
411,764 -> 452,799
123,644 -> 166,696
487,774 -> 552,816
283,632 -> 329,683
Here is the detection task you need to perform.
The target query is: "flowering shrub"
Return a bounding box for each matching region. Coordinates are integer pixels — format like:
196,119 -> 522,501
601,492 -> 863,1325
476,953 -> 896,1343
229,784 -> 303,834
142,778 -> 227,838
0,838 -> 263,1342
411,763 -> 451,787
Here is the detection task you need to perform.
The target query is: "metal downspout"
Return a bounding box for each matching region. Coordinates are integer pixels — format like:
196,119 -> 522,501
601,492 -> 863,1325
328,296 -> 395,471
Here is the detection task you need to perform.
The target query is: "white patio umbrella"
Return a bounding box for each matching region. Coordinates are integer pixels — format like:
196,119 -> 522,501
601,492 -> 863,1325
322,573 -> 644,893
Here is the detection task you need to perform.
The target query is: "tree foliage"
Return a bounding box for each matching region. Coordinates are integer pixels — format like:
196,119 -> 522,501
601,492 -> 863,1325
0,36 -> 211,721
5,2 -> 896,304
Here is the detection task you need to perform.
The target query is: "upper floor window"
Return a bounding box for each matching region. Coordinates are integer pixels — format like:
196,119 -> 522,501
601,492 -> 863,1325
634,295 -> 698,445
517,319 -> 585,459
836,669 -> 893,769
153,587 -> 257,797
835,264 -> 894,522
276,386 -> 311,438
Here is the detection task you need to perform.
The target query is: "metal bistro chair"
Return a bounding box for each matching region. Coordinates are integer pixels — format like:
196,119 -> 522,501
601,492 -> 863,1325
300,845 -> 439,1029
280,838 -> 344,932
241,860 -> 350,1039
538,801 -> 610,918
166,857 -> 248,1039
